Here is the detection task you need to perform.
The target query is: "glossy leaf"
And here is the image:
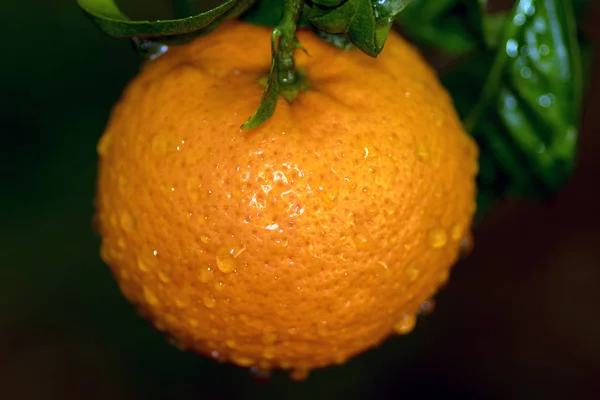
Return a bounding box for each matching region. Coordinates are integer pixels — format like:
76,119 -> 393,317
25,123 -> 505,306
465,0 -> 582,197
306,0 -> 411,57
395,0 -> 479,55
76,0 -> 246,38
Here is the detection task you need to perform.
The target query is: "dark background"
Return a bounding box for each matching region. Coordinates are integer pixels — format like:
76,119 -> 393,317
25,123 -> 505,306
1,1 -> 599,399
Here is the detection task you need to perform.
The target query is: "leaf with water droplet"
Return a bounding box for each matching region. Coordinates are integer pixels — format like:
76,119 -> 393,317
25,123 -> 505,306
76,0 -> 254,40
305,0 -> 412,57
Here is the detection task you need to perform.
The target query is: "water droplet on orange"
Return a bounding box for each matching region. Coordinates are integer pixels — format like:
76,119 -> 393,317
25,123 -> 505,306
429,228 -> 447,248
231,354 -> 255,367
119,211 -> 135,232
97,132 -> 113,156
158,271 -> 170,283
289,368 -> 310,381
137,248 -> 158,272
393,314 -> 416,335
405,265 -> 420,282
451,223 -> 464,241
202,291 -> 216,308
143,285 -> 159,306
216,247 -> 238,273
416,142 -> 430,162
262,330 -> 278,345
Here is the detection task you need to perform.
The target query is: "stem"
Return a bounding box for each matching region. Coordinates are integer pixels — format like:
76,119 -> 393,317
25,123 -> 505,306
277,0 -> 303,86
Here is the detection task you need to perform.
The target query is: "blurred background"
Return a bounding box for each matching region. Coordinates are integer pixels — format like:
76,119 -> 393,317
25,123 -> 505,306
1,0 -> 599,399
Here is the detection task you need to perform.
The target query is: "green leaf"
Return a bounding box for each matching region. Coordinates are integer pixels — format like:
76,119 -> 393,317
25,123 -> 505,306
241,29 -> 281,129
305,0 -> 411,57
395,0 -> 478,55
464,0 -> 583,197
76,0 -> 249,38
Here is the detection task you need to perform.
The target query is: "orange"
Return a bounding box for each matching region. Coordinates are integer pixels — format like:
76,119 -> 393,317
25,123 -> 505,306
94,21 -> 478,376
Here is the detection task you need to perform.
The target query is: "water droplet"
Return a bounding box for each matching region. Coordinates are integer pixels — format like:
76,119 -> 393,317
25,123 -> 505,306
250,365 -> 271,382
137,249 -> 158,272
216,247 -> 238,273
288,326 -> 298,335
352,226 -> 373,250
158,271 -> 170,283
289,368 -> 310,381
429,228 -> 447,249
451,223 -> 464,241
210,350 -> 220,359
200,235 -> 211,245
202,291 -> 216,308
262,330 -> 278,345
415,142 -> 430,162
405,265 -> 420,282
393,314 -> 416,335
419,299 -> 436,315
520,66 -> 532,79
513,13 -> 526,26
459,234 -> 474,258
538,94 -> 553,108
539,44 -> 550,56
313,177 -> 339,207
119,211 -> 135,232
231,354 -> 255,367
198,265 -> 214,283
97,132 -> 113,157
506,39 -> 518,57
143,285 -> 160,306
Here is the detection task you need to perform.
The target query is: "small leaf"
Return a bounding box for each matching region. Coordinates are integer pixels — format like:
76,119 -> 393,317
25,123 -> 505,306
76,0 -> 245,38
241,30 -> 281,129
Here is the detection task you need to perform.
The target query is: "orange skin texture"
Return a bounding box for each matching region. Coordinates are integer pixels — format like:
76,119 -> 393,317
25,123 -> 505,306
95,21 -> 478,372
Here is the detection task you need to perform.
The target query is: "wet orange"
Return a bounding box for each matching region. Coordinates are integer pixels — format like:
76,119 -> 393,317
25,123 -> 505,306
94,21 -> 478,376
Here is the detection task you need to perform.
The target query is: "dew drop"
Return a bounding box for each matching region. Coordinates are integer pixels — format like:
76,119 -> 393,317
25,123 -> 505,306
137,249 -> 158,273
393,314 -> 416,335
415,142 -> 430,162
216,247 -> 238,273
231,354 -> 255,367
289,368 -> 310,382
288,326 -> 298,335
200,235 -> 211,245
405,265 -> 420,282
202,291 -> 216,308
451,223 -> 464,241
143,285 -> 160,306
352,226 -> 373,250
419,299 -> 436,315
262,330 -> 278,345
429,228 -> 447,249
250,365 -> 271,381
97,132 -> 113,157
158,271 -> 170,283
119,211 -> 135,232
198,265 -> 215,283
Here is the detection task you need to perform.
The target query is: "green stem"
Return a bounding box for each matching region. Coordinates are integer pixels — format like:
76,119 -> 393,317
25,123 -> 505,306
277,0 -> 303,86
